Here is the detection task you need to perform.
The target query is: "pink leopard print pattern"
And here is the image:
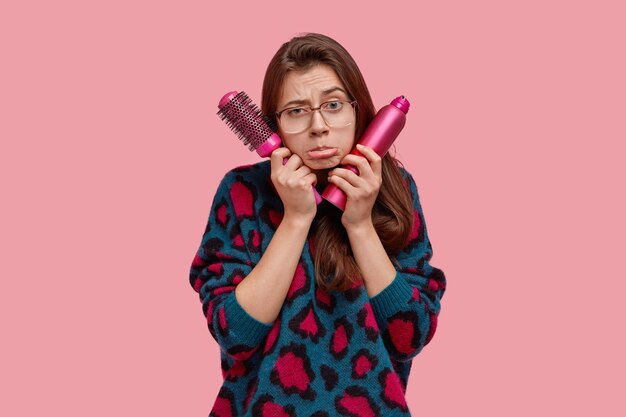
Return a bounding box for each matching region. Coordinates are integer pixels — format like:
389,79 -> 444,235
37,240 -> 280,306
190,161 -> 446,417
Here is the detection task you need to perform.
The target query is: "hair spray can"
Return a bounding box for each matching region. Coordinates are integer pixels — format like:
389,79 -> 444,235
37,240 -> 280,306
321,96 -> 410,210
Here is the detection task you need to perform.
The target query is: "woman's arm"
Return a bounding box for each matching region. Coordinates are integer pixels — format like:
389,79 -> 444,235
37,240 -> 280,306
234,148 -> 317,323
190,170 -> 274,360
329,145 -> 446,362
346,172 -> 446,362
190,151 -> 317,358
344,222 -> 397,298
189,174 -> 313,359
234,214 -> 312,324
327,143 -> 397,297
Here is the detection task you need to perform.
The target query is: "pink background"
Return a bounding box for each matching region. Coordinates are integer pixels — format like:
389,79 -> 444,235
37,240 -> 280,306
2,1 -> 625,415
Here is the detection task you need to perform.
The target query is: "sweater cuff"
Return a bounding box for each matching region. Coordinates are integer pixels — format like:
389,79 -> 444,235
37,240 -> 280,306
369,272 -> 414,320
223,292 -> 274,346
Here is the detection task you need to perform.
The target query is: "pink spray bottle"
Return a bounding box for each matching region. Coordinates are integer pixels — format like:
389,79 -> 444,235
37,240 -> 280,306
321,95 -> 410,210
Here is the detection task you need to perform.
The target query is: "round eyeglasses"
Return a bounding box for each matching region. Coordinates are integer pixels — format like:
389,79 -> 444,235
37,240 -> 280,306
276,100 -> 357,134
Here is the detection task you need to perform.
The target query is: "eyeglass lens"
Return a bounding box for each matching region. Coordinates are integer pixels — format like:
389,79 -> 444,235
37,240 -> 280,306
279,101 -> 355,133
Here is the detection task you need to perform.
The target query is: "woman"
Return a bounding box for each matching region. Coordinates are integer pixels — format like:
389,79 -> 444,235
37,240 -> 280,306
190,33 -> 446,417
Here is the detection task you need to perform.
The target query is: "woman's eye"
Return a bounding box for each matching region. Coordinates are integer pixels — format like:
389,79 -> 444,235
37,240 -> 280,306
288,107 -> 305,116
325,101 -> 343,111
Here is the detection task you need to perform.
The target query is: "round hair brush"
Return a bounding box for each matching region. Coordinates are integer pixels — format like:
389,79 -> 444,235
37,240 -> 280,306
217,90 -> 322,204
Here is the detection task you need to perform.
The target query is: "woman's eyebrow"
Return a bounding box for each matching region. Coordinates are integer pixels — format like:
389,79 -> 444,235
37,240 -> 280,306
282,98 -> 308,108
282,87 -> 348,108
321,87 -> 348,97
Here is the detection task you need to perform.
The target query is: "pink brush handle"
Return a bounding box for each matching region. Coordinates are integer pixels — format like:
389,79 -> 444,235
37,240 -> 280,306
321,96 -> 410,211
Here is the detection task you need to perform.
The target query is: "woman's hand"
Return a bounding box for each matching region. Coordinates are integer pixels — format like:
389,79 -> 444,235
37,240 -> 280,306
270,147 -> 318,222
327,144 -> 382,229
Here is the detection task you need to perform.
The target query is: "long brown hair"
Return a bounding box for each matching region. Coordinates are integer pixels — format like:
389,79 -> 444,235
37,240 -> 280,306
261,33 -> 414,292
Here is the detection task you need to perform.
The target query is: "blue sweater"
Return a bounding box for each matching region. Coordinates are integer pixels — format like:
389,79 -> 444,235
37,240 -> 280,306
189,161 -> 446,417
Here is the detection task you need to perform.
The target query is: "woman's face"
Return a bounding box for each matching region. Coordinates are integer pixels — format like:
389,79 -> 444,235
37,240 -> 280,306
276,64 -> 356,180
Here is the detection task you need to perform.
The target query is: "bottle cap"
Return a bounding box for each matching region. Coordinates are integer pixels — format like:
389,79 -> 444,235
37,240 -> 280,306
390,96 -> 410,114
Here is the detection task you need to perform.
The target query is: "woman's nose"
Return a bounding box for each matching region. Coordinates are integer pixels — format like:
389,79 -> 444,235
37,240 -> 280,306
308,109 -> 329,135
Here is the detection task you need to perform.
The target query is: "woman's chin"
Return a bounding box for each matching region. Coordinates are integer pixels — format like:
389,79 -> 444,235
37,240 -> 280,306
305,156 -> 341,170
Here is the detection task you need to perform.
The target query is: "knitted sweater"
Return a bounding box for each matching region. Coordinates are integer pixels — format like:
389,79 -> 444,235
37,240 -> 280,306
189,160 -> 446,417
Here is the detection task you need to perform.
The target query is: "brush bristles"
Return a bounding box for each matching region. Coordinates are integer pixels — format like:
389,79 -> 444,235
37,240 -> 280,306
217,91 -> 277,152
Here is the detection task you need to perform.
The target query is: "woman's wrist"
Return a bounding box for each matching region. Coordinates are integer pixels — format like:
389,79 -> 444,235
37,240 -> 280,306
282,212 -> 315,229
343,218 -> 376,237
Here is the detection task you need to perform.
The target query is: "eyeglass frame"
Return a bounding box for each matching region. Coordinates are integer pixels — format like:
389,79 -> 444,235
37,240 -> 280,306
275,100 -> 358,134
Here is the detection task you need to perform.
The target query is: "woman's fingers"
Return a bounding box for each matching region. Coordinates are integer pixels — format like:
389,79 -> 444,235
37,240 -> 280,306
340,146 -> 381,178
305,172 -> 318,187
355,144 -> 382,177
328,166 -> 362,187
270,149 -> 315,192
271,149 -> 311,177
270,147 -> 292,173
329,144 -> 382,201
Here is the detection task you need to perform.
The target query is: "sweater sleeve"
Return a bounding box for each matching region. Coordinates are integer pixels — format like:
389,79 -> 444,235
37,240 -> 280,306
189,172 -> 274,360
369,172 -> 446,362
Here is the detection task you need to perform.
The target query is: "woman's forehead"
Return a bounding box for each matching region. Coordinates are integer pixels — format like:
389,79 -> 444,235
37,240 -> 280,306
279,65 -> 347,103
